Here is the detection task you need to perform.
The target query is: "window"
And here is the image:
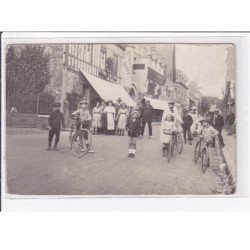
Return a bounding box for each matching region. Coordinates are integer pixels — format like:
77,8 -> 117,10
84,44 -> 92,63
99,48 -> 106,70
112,54 -> 118,76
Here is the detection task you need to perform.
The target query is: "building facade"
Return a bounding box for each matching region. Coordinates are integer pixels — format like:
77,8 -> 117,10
222,45 -> 236,117
42,44 -> 137,124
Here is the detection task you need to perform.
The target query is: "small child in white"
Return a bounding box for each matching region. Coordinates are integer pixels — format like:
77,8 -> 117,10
161,115 -> 177,156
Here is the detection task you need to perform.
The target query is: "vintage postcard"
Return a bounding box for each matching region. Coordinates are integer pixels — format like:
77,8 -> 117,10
2,35 -> 237,197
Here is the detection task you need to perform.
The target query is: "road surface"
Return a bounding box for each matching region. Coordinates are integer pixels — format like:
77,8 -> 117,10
6,125 -> 220,195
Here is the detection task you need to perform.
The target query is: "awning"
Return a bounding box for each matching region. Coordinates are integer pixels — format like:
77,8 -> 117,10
144,97 -> 169,110
82,71 -> 136,107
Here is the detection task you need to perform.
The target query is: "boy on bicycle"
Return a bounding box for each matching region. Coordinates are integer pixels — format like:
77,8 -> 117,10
198,117 -> 219,146
71,99 -> 93,151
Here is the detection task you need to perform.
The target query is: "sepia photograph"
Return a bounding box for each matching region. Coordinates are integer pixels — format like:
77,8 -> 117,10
3,39 -> 237,196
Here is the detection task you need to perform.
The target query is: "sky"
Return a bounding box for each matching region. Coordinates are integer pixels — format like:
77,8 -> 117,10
175,44 -> 229,99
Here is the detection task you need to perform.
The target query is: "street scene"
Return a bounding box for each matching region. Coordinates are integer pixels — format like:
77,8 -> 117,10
5,42 -> 236,195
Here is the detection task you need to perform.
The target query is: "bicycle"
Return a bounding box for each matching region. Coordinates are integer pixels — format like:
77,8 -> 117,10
174,130 -> 183,154
194,136 -> 210,173
162,132 -> 179,163
69,116 -> 93,158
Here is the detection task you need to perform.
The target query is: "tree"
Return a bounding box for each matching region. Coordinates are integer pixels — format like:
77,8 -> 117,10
6,45 -> 52,100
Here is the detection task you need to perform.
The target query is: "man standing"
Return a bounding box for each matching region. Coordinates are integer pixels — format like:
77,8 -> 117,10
141,100 -> 154,139
226,110 -> 235,135
114,97 -> 122,134
182,109 -> 193,145
47,102 -> 65,151
212,108 -> 225,147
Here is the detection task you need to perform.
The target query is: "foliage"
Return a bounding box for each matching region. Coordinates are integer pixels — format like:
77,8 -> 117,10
67,92 -> 82,114
201,96 -> 222,114
6,45 -> 52,100
38,93 -> 55,115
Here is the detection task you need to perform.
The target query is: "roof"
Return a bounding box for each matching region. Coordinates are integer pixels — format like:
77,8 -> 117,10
144,97 -> 169,110
81,71 -> 136,107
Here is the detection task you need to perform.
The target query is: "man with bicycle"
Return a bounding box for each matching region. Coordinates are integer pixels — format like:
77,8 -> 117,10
160,101 -> 183,144
71,99 -> 93,152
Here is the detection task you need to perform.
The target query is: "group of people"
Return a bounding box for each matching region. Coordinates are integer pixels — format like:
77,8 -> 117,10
46,97 -> 155,158
46,95 -> 233,160
91,98 -> 129,136
159,102 -> 229,156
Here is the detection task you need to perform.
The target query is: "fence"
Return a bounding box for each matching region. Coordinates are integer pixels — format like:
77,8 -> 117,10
7,94 -> 54,115
7,94 -> 55,128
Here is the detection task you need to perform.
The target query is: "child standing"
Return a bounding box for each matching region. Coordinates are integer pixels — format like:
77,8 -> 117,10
161,115 -> 177,156
47,102 -> 65,151
126,111 -> 141,158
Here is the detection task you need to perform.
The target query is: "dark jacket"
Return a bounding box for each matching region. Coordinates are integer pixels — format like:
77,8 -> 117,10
141,105 -> 154,122
182,114 -> 193,128
212,114 -> 224,132
48,110 -> 65,129
126,117 -> 141,137
226,112 -> 235,125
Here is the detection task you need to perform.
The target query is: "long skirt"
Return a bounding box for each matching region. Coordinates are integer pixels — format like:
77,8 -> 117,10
107,113 -> 115,130
92,113 -> 102,128
117,113 -> 127,130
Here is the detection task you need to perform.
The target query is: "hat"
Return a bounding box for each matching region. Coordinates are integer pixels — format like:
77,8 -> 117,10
131,111 -> 139,116
190,106 -> 197,110
214,108 -> 220,112
168,101 -> 175,105
166,114 -> 173,119
53,102 -> 61,107
199,117 -> 209,122
79,100 -> 88,104
117,97 -> 122,101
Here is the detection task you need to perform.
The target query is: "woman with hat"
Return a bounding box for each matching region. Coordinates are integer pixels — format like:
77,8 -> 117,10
92,101 -> 102,135
126,111 -> 141,158
100,99 -> 107,134
103,100 -> 116,135
116,102 -> 129,136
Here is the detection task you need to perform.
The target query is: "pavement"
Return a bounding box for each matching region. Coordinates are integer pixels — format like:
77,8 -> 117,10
5,125 -> 225,196
221,130 -> 237,183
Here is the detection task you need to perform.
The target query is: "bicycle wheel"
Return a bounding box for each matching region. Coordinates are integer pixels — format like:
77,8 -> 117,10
194,140 -> 201,163
201,148 -> 209,173
176,133 -> 183,154
71,129 -> 92,158
168,142 -> 172,162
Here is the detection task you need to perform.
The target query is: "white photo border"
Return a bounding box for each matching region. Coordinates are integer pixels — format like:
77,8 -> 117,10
1,32 -> 249,211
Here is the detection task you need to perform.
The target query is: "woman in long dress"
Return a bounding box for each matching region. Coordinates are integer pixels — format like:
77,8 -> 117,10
100,100 -> 107,134
116,102 -> 129,136
103,100 -> 115,135
92,101 -> 102,134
